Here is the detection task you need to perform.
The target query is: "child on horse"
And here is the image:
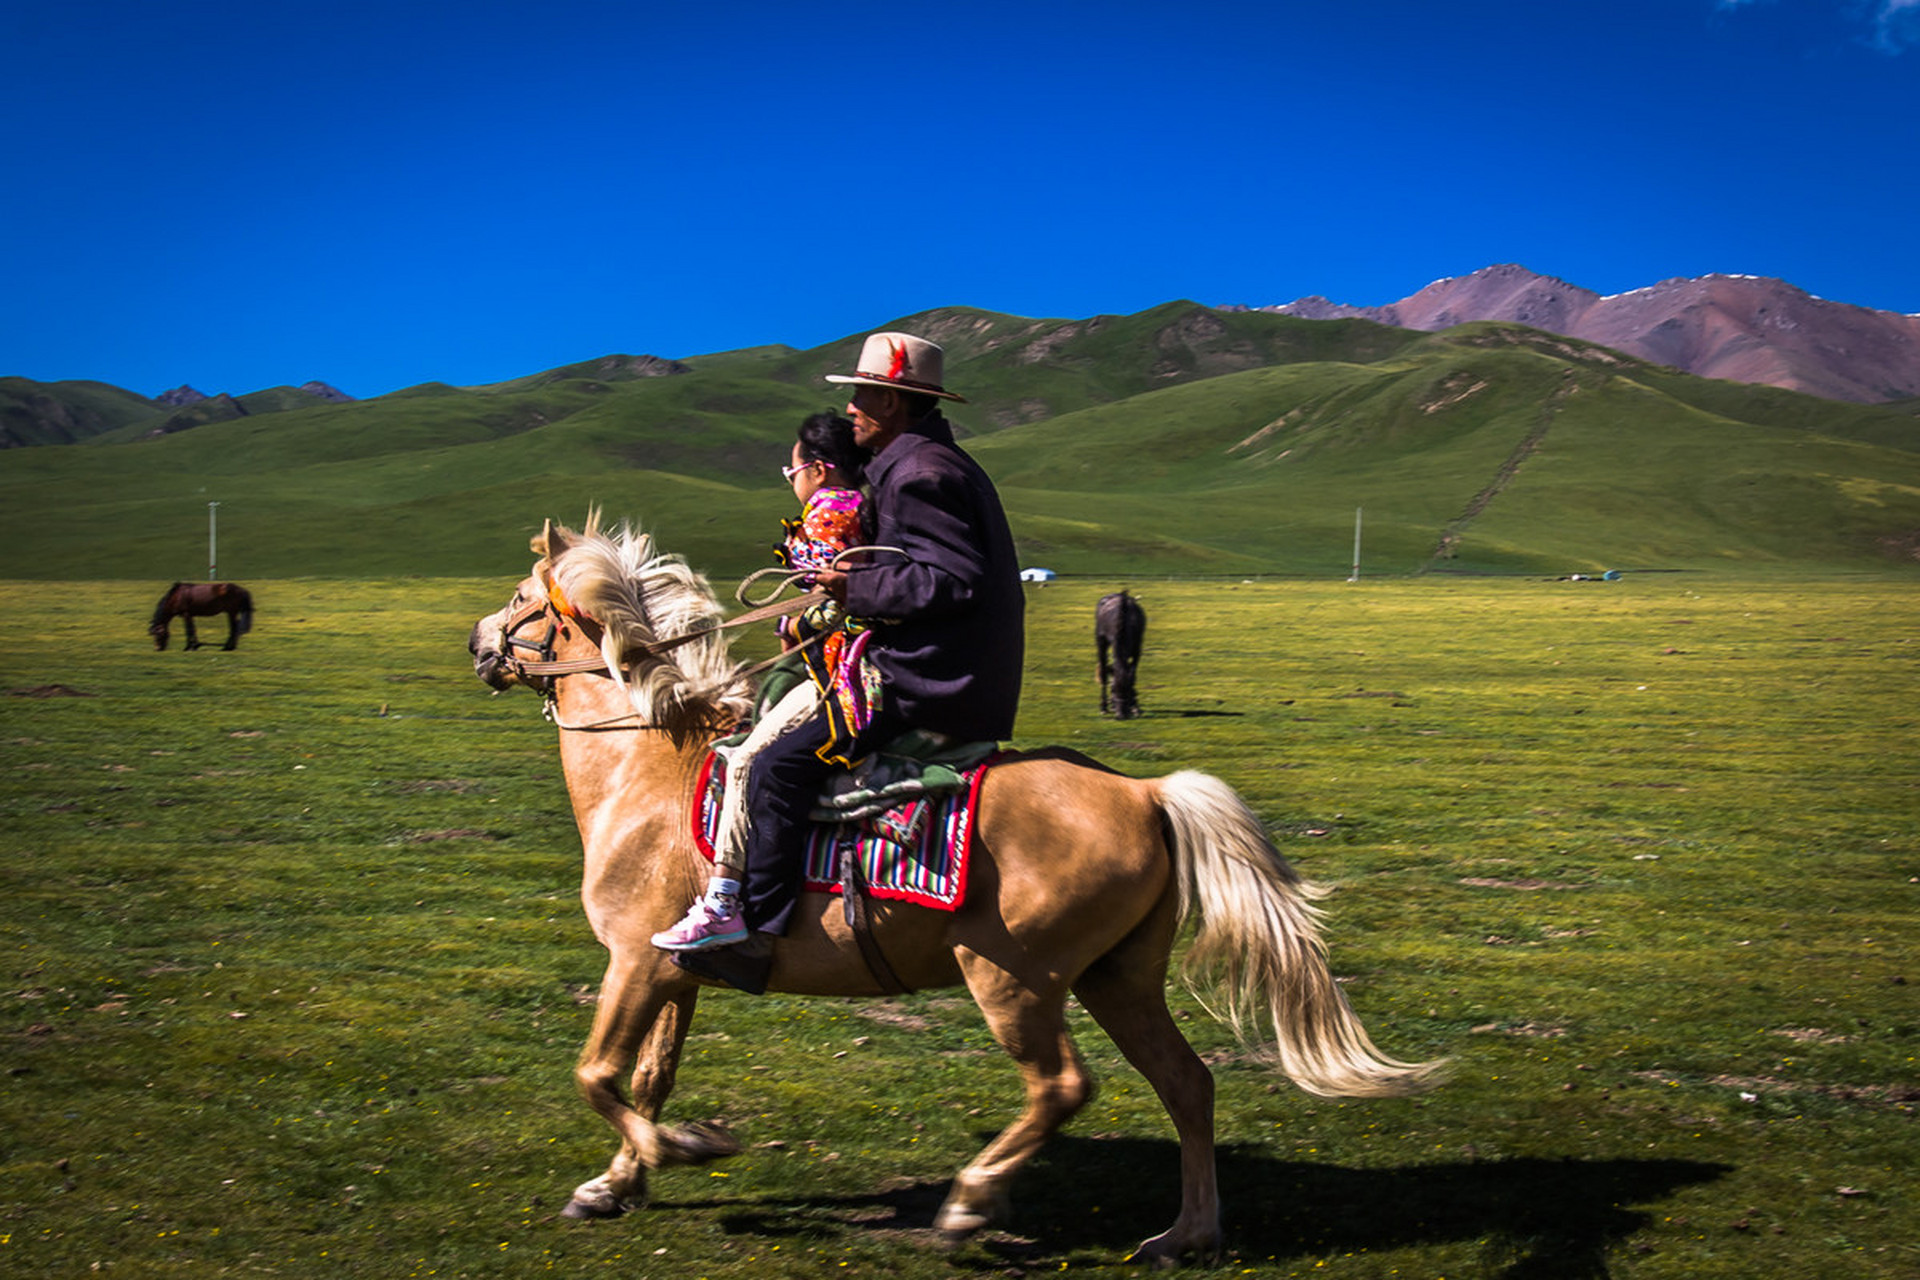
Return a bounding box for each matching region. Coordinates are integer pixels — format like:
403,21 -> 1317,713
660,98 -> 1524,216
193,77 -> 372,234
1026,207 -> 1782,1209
652,411 -> 872,951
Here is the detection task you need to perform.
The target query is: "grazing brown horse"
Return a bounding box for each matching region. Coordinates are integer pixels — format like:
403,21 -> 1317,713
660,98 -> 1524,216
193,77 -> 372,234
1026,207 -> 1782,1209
468,515 -> 1439,1264
1096,589 -> 1147,719
149,581 -> 254,651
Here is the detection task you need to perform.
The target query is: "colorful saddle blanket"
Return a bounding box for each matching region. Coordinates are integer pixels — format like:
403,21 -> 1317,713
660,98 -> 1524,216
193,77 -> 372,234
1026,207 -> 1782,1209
689,750 -> 995,911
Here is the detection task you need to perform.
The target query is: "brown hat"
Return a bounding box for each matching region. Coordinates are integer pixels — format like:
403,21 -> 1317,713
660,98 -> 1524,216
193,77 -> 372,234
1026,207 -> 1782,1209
824,331 -> 966,402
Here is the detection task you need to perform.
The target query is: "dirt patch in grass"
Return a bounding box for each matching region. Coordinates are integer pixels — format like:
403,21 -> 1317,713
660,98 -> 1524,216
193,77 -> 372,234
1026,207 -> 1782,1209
852,1006 -> 936,1032
1471,1021 -> 1568,1038
1639,1069 -> 1920,1109
1771,1027 -> 1855,1044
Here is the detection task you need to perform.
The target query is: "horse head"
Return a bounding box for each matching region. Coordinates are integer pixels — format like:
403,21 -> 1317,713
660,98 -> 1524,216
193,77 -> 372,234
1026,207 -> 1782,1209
469,520 -> 574,692
469,516 -> 752,736
149,581 -> 184,650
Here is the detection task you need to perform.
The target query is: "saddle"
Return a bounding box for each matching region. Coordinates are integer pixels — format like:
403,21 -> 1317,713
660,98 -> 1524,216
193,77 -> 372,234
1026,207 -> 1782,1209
680,732 -> 998,997
694,732 -> 996,899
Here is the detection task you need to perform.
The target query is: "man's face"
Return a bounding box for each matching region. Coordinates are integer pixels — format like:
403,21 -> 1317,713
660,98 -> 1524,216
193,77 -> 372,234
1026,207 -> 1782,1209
846,386 -> 901,452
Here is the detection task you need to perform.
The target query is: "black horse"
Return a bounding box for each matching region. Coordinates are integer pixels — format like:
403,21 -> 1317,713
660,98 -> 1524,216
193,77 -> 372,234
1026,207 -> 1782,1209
1096,590 -> 1147,719
149,581 -> 254,651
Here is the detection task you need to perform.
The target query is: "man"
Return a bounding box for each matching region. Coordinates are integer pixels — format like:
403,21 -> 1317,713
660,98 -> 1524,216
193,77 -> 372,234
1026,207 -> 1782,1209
652,331 -> 1024,969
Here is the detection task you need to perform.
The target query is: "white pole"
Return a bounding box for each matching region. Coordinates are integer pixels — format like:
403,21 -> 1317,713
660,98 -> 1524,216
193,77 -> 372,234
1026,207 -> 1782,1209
208,501 -> 220,580
1348,506 -> 1362,582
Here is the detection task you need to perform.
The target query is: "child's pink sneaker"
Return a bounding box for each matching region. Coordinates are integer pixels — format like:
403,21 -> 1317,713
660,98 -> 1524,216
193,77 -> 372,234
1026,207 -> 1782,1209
651,898 -> 748,952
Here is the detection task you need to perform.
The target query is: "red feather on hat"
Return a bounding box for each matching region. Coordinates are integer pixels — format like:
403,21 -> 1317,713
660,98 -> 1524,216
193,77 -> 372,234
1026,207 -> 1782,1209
887,340 -> 908,381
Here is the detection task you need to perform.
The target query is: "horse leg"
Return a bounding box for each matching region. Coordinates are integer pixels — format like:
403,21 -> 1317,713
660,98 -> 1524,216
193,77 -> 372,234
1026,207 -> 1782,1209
1071,907 -> 1222,1265
183,614 -> 201,650
565,960 -> 734,1218
1114,658 -> 1138,719
222,608 -> 240,650
938,953 -> 1095,1239
1097,637 -> 1113,714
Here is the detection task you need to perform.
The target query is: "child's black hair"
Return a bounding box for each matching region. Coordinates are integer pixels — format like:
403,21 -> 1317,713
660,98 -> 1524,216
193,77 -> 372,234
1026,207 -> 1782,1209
796,411 -> 867,485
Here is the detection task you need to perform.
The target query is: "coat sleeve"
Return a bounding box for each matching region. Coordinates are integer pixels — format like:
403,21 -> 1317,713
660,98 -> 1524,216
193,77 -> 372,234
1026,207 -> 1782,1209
844,454 -> 992,622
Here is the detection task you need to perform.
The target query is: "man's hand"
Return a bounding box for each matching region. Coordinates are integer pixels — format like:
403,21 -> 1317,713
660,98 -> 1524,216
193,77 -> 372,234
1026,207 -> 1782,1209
812,569 -> 849,604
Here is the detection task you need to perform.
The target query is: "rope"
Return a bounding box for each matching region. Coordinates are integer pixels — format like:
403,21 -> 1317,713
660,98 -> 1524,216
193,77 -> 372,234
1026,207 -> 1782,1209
510,590 -> 819,679
525,546 -> 912,730
733,545 -> 909,608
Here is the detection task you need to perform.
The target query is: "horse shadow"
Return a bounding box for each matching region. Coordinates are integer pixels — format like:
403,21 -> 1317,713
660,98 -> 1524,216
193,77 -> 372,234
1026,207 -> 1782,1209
682,1137 -> 1728,1276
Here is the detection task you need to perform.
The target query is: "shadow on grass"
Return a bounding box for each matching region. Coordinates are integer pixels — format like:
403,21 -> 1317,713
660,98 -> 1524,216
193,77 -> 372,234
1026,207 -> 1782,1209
671,1137 -> 1729,1276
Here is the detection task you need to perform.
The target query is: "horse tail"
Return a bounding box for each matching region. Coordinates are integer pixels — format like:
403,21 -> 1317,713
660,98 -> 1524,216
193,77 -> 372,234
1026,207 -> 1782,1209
233,587 -> 255,635
1156,770 -> 1442,1099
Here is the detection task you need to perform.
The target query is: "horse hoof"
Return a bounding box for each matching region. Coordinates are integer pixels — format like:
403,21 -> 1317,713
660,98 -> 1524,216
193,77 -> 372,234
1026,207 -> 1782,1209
562,1176 -> 632,1219
662,1120 -> 740,1165
1124,1241 -> 1182,1270
935,1214 -> 986,1246
936,1226 -> 976,1251
1126,1230 -> 1222,1269
933,1188 -> 1003,1240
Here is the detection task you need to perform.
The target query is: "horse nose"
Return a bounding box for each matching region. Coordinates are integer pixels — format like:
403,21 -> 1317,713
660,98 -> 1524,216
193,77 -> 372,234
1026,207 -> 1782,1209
470,620 -> 512,690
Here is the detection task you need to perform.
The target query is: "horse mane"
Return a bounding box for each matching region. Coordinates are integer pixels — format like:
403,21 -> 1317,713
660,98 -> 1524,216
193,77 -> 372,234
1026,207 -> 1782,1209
540,513 -> 753,736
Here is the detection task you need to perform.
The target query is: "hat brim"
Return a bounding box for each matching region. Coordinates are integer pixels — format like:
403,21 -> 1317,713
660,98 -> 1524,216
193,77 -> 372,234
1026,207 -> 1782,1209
825,373 -> 967,403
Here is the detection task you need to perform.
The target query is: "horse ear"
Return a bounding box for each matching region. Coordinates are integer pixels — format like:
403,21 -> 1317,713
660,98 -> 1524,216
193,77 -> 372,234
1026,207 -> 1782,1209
535,518 -> 574,559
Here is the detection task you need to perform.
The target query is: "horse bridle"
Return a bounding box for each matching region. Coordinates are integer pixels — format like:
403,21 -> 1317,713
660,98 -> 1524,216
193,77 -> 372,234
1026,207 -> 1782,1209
492,590 -> 609,692
491,576 -> 825,704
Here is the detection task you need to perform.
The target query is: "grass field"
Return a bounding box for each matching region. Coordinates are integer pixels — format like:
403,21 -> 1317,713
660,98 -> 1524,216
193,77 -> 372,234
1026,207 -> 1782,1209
2,572 -> 1915,1278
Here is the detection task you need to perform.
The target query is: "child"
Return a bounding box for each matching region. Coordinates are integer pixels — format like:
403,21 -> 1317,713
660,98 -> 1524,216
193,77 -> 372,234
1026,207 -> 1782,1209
652,413 -> 870,951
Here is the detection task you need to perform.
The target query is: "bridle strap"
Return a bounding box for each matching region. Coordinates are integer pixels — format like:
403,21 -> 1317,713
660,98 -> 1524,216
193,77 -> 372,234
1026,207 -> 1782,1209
492,553 -> 908,731
507,590 -> 823,681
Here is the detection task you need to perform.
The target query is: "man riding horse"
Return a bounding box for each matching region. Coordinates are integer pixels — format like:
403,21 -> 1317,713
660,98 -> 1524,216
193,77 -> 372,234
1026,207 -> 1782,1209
653,332 -> 1025,983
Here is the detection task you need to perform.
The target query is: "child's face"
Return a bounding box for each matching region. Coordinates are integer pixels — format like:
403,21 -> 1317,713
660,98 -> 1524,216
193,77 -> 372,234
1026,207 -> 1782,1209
787,441 -> 825,503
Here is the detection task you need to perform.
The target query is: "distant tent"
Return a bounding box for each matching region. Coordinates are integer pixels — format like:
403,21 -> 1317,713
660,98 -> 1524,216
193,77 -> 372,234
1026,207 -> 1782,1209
1020,567 -> 1058,583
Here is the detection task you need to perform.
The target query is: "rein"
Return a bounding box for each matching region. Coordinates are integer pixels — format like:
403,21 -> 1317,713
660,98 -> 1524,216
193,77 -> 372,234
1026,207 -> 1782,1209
497,586 -> 824,732
733,545 -> 908,608
495,546 -> 912,732
503,590 -> 818,682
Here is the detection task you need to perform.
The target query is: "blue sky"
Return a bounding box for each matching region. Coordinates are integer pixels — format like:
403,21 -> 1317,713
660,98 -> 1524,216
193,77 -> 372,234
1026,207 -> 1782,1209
6,0 -> 1916,399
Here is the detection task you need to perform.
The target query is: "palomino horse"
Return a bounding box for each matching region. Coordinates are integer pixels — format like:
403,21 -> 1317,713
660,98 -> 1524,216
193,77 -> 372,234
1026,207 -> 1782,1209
468,516 -> 1438,1264
1096,589 -> 1147,719
149,581 -> 254,651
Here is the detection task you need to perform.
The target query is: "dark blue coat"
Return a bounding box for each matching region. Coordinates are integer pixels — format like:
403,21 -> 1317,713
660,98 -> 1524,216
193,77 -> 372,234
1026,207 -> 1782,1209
842,411 -> 1024,741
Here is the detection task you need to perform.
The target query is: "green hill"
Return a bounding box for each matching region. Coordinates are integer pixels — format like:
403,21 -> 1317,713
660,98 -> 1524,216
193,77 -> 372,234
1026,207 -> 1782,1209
3,307 -> 1917,580
0,377 -> 160,447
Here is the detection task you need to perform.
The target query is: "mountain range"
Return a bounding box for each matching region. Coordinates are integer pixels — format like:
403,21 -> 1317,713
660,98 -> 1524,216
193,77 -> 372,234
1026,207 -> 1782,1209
6,268 -> 1915,453
1243,265 -> 1920,405
2,286 -> 1917,580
